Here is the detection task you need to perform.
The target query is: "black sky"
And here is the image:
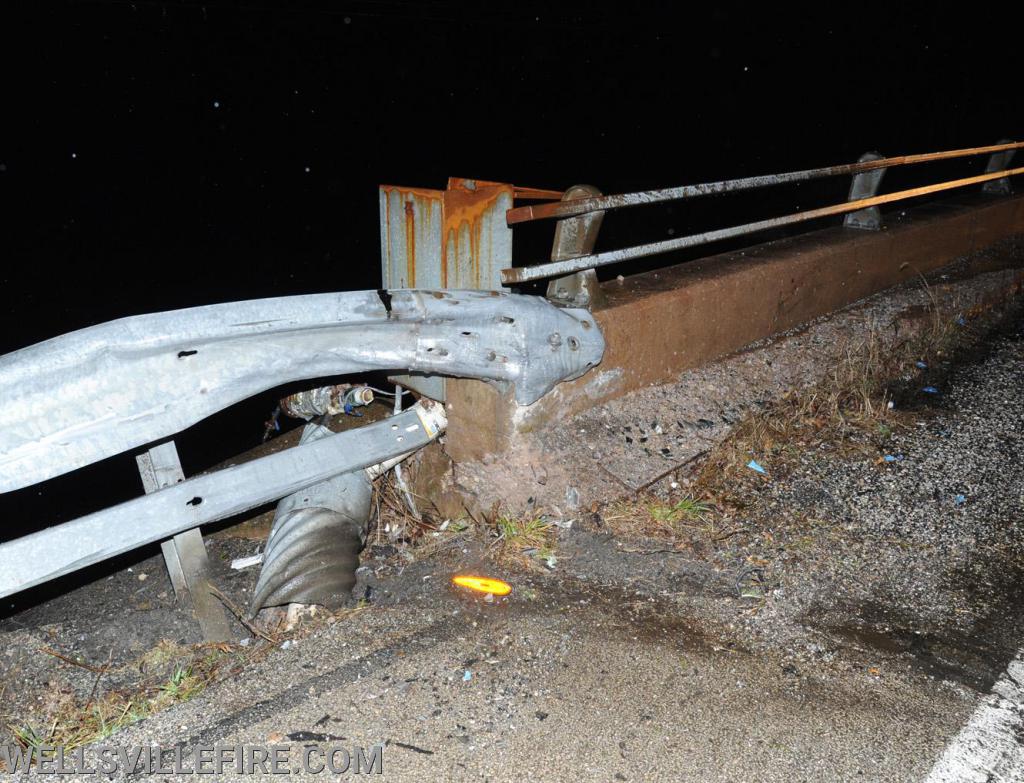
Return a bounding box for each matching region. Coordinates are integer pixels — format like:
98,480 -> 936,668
5,2 -> 1021,349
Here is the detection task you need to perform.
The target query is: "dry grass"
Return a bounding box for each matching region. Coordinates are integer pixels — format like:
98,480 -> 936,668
3,601 -> 367,762
367,467 -> 475,559
603,496 -> 713,540
5,641 -> 236,754
491,514 -> 558,570
694,289 -> 970,498
592,284 -> 982,550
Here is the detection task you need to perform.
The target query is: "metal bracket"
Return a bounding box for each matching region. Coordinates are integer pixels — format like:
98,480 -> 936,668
546,184 -> 606,308
982,139 -> 1017,195
844,152 -> 886,230
136,441 -> 232,642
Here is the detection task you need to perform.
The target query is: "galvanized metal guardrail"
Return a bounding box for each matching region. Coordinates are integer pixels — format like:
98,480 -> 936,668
501,140 -> 1023,286
0,289 -> 605,625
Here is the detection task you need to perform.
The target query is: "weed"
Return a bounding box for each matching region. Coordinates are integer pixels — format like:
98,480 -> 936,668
647,497 -> 711,525
491,515 -> 557,569
602,494 -> 719,542
5,641 -> 236,755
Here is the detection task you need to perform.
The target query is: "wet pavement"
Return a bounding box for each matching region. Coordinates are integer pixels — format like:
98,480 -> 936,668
92,574 -> 965,782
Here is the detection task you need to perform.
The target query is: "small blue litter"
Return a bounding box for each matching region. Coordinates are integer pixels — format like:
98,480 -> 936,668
956,315 -> 966,326
922,386 -> 939,394
883,455 -> 897,462
462,670 -> 472,682
915,361 -> 928,369
955,494 -> 966,506
746,460 -> 766,474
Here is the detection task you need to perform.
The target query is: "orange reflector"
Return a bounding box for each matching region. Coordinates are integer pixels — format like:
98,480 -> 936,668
452,575 -> 512,596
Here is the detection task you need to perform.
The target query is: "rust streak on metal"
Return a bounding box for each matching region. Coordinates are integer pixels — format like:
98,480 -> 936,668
380,184 -> 443,288
506,140 -> 1024,225
404,200 -> 417,288
443,179 -> 511,289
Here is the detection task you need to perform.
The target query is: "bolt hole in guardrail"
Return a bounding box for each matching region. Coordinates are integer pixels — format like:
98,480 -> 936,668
501,140 -> 1023,286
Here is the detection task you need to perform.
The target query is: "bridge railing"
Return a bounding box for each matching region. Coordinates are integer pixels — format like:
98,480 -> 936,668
500,139 -> 1024,287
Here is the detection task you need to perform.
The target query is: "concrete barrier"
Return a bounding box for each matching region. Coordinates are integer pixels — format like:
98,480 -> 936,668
445,192 -> 1024,461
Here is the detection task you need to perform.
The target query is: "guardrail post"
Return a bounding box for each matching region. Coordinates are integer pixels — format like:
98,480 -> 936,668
844,152 -> 886,230
379,178 -> 515,402
982,139 -> 1017,195
546,184 -> 606,308
136,441 -> 232,642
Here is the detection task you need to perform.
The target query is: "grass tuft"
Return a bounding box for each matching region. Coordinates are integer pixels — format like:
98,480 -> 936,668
602,494 -> 719,543
492,514 -> 557,569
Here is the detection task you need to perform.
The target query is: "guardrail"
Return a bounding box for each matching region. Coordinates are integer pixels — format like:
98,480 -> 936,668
500,140 -> 1024,286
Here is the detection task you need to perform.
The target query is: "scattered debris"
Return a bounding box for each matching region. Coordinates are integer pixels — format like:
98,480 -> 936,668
280,384 -> 375,421
746,459 -> 767,474
288,730 -> 345,743
284,603 -> 317,632
230,554 -> 263,571
736,566 -> 766,600
389,740 -> 434,755
922,386 -> 940,394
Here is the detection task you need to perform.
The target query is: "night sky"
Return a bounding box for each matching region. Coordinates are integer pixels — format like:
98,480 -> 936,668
6,3 -> 1021,345
1,3 -> 1021,558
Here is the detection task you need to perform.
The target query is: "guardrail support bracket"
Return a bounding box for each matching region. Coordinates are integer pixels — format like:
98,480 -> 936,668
983,139 -> 1017,195
546,184 -> 606,308
844,152 -> 886,230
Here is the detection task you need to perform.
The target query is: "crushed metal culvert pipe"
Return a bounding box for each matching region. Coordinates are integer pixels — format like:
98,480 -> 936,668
250,421 -> 423,613
0,289 -> 603,493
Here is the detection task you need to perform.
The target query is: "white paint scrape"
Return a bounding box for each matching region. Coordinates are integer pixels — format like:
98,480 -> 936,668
923,651 -> 1024,782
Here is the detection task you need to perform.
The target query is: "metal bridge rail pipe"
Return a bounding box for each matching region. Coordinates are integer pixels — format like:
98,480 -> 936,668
501,162 -> 1024,286
506,140 -> 1024,225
